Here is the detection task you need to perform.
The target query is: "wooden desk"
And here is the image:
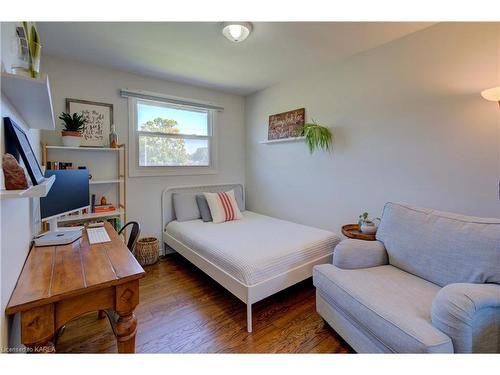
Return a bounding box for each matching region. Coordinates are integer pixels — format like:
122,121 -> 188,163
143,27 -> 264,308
5,222 -> 145,353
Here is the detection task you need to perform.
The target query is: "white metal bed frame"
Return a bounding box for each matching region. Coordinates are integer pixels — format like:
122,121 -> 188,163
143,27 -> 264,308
161,183 -> 334,332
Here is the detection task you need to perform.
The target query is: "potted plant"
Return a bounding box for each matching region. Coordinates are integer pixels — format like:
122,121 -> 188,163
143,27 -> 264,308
17,22 -> 42,79
358,212 -> 381,234
299,120 -> 333,154
59,112 -> 87,147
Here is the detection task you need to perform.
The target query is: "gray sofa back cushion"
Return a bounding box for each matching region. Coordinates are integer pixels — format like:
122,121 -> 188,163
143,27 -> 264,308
376,202 -> 500,287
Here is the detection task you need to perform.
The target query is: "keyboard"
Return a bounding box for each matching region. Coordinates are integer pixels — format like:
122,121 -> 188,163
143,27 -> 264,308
87,227 -> 111,244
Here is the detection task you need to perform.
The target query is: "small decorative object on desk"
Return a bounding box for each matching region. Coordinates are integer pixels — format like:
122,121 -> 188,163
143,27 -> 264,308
59,112 -> 87,147
100,196 -> 107,205
358,212 -> 381,234
2,153 -> 28,190
134,237 -> 159,266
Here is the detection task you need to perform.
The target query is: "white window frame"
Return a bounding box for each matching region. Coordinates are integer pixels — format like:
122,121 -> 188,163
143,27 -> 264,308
128,97 -> 218,177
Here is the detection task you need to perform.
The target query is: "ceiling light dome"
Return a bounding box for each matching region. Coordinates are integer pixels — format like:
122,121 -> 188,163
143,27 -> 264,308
481,86 -> 500,102
221,22 -> 253,43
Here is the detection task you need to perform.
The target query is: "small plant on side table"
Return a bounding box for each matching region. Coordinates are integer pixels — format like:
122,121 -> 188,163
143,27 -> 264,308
358,212 -> 380,234
59,112 -> 87,147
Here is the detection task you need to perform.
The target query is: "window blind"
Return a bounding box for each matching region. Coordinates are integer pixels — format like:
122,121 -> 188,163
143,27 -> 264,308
120,89 -> 224,112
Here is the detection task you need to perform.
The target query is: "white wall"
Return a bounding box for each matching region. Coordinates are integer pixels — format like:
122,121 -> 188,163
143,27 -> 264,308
41,55 -> 246,242
0,22 -> 42,349
245,22 -> 500,234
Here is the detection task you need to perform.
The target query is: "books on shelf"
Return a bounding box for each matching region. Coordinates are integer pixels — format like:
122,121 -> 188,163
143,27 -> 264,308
46,161 -> 89,170
94,204 -> 116,213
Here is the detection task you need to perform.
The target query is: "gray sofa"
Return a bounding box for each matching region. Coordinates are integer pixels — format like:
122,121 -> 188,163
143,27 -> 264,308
313,202 -> 500,353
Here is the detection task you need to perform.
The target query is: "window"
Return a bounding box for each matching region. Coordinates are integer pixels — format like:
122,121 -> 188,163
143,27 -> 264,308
137,100 -> 211,167
127,94 -> 219,177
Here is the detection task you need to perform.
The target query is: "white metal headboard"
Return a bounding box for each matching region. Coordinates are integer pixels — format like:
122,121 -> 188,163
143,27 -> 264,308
161,182 -> 245,233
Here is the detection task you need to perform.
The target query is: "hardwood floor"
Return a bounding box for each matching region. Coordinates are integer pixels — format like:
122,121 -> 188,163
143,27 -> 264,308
56,254 -> 353,353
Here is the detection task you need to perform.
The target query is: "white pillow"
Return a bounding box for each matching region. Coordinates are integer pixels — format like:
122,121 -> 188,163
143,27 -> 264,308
204,190 -> 243,224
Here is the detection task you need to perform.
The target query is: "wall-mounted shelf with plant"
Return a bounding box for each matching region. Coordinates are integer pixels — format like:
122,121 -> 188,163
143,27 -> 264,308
260,120 -> 333,154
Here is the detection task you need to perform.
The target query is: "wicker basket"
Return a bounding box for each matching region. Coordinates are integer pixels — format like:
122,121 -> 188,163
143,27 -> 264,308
134,237 -> 159,266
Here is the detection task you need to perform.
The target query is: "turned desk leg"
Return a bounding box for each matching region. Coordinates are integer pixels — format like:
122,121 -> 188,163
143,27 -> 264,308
116,312 -> 137,353
115,280 -> 139,353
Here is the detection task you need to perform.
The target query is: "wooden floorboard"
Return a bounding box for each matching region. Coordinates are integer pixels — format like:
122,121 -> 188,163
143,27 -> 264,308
56,254 -> 353,353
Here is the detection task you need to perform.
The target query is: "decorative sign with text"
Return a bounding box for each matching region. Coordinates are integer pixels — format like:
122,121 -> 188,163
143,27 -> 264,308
268,108 -> 305,140
66,98 -> 113,147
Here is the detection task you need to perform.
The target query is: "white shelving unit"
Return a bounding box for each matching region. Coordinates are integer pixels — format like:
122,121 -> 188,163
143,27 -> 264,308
0,175 -> 56,200
42,144 -> 127,228
1,72 -> 55,130
259,136 -> 306,144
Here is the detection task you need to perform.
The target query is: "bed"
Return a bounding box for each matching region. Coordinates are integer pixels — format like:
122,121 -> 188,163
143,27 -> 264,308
161,184 -> 340,332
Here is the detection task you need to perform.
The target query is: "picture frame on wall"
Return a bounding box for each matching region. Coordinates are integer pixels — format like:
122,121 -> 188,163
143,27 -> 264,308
268,108 -> 305,140
3,117 -> 45,185
66,98 -> 113,147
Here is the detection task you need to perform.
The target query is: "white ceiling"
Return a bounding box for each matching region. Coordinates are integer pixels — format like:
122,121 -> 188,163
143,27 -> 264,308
38,22 -> 434,95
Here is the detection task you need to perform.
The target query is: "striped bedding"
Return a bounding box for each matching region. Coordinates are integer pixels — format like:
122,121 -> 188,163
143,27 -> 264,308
165,211 -> 340,286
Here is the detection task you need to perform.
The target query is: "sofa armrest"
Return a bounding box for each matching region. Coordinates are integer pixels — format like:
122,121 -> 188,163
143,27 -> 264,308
431,283 -> 500,353
332,239 -> 388,270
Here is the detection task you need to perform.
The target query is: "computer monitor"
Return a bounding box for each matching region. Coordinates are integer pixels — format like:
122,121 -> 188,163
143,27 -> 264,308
36,169 -> 89,246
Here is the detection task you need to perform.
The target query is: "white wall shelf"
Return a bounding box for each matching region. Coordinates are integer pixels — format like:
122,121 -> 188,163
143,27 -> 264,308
89,179 -> 124,185
259,136 -> 306,144
1,72 -> 55,130
45,145 -> 122,152
0,175 -> 56,200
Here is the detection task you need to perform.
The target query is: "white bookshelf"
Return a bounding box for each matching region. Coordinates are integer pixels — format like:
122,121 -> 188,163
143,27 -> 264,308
42,144 -> 127,227
0,175 -> 56,200
259,136 -> 306,144
1,72 -> 55,130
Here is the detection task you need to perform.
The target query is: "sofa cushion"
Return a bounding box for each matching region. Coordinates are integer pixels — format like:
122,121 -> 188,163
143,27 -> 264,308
376,202 -> 500,287
313,264 -> 453,353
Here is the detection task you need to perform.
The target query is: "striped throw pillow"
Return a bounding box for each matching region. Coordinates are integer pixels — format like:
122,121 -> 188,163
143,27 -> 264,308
204,190 -> 243,223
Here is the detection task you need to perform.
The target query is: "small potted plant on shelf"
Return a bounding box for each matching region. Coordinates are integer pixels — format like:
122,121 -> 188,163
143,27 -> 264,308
299,120 -> 333,154
59,112 -> 87,147
358,212 -> 381,234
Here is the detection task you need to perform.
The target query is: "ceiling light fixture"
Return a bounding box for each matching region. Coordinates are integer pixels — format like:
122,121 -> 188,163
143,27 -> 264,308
481,86 -> 500,107
221,22 -> 253,43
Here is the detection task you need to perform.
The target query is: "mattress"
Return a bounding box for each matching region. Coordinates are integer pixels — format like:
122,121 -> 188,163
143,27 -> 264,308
165,211 -> 340,286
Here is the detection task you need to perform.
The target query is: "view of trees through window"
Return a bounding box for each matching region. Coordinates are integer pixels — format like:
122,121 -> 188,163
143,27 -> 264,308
138,110 -> 210,167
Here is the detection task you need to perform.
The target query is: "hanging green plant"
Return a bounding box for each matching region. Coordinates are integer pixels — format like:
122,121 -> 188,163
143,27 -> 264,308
300,120 -> 333,154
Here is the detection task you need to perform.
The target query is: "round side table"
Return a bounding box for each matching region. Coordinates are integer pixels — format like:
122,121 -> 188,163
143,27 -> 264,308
341,224 -> 376,241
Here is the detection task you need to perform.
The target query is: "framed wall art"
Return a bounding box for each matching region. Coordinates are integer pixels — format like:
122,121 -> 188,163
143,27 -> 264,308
66,98 -> 113,147
268,108 -> 305,140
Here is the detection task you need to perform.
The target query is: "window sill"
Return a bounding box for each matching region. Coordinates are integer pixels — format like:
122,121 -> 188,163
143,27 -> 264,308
128,166 -> 218,177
